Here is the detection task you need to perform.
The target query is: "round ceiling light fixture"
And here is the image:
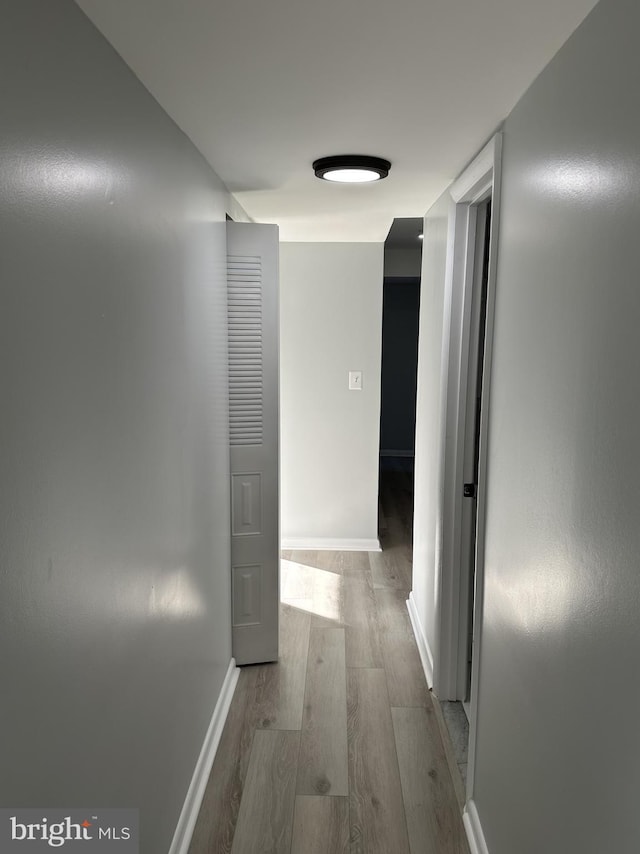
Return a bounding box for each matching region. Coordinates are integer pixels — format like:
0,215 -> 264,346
313,155 -> 391,183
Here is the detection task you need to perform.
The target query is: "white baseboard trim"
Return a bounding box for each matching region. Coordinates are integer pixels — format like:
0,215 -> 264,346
463,799 -> 490,854
281,537 -> 381,552
168,658 -> 240,854
407,592 -> 434,688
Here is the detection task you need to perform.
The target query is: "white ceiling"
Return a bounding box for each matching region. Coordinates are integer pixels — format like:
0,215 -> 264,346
75,0 -> 598,242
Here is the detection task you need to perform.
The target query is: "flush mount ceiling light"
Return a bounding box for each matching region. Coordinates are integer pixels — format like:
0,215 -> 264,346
313,155 -> 391,183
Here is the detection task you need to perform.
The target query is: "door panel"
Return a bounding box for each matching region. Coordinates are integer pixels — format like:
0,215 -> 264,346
227,222 -> 279,665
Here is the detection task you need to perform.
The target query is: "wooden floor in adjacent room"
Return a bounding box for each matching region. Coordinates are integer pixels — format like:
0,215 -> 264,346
189,469 -> 470,854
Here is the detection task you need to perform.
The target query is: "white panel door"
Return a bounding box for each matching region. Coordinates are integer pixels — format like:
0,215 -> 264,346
227,222 -> 279,665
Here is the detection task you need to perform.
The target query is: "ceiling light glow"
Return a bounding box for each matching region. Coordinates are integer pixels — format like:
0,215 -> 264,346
323,168 -> 381,183
313,155 -> 391,183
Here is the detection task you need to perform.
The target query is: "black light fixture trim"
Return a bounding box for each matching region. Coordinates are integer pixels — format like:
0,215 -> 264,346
313,154 -> 391,181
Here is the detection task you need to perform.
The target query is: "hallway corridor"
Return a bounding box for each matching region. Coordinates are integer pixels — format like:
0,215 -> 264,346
189,471 -> 469,853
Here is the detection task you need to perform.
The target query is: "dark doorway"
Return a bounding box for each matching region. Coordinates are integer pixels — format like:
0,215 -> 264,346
378,218 -> 422,544
379,277 -> 421,461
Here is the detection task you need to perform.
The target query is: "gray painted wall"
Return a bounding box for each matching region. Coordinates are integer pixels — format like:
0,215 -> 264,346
475,0 -> 640,850
412,0 -> 640,849
0,3 -> 231,852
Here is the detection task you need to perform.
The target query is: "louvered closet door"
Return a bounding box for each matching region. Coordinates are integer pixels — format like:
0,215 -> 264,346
227,222 -> 279,665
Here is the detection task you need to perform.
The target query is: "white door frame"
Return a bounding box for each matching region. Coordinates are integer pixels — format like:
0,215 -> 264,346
432,134 -> 502,809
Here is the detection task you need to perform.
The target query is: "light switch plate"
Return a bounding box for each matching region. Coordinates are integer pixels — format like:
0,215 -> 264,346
349,370 -> 362,390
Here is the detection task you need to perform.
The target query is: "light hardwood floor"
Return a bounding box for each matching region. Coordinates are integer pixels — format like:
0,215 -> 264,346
189,470 -> 470,854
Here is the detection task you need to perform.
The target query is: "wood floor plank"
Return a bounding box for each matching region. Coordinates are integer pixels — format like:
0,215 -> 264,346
231,729 -> 300,854
344,572 -> 383,668
287,549 -> 319,568
290,796 -> 350,854
311,550 -> 343,574
379,530 -> 412,583
374,589 -> 413,637
347,668 -> 410,854
379,470 -> 414,534
188,666 -> 259,854
375,589 -> 431,707
297,628 -> 348,796
191,466 -> 471,854
314,550 -> 370,574
309,563 -> 344,626
429,694 -> 468,810
369,547 -> 410,590
282,556 -> 345,626
342,551 -> 371,574
250,602 -> 310,730
382,633 -> 431,707
281,557 -> 315,605
392,707 -> 470,854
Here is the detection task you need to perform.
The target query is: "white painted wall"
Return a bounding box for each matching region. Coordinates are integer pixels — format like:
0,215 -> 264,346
411,193 -> 451,682
280,243 -> 384,549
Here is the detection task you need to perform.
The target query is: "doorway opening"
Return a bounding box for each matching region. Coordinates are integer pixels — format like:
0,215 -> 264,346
460,197 -> 491,715
438,194 -> 492,791
377,218 -> 422,553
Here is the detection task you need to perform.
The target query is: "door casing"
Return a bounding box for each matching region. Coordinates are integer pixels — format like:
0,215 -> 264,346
428,134 -> 502,809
